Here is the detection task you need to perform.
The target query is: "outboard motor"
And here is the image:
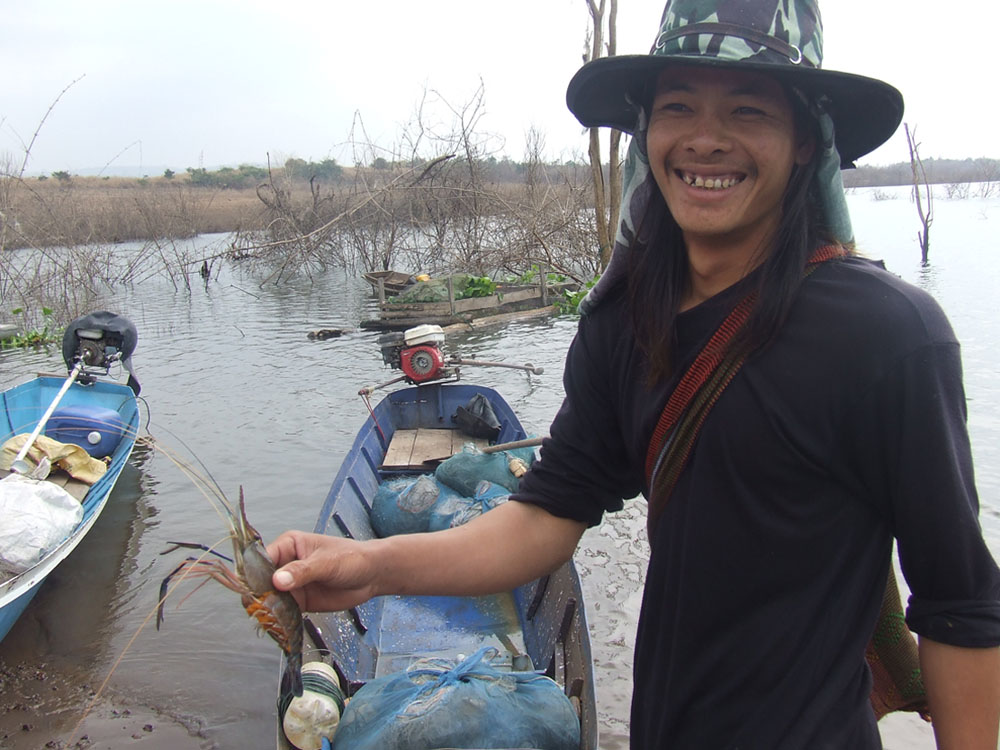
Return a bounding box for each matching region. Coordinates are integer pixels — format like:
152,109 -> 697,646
362,323 -> 542,397
62,311 -> 141,394
378,324 -> 451,385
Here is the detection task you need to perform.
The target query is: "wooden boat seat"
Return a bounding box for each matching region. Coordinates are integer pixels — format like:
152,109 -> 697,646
45,471 -> 90,502
381,428 -> 489,471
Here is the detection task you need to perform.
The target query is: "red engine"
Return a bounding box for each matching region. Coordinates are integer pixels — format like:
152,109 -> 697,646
400,344 -> 445,382
378,324 -> 450,384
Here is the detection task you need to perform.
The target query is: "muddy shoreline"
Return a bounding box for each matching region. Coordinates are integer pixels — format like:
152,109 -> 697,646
0,658 -> 213,750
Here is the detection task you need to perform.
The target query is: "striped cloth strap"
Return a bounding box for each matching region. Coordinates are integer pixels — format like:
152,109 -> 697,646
643,243 -> 844,535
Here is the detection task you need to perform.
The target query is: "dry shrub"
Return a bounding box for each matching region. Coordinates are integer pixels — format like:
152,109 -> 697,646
231,88 -> 601,286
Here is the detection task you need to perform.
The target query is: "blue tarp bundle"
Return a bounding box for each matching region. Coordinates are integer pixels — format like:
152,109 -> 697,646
372,440 -> 537,538
370,475 -> 461,537
428,480 -> 509,532
331,647 -> 581,750
434,443 -> 536,496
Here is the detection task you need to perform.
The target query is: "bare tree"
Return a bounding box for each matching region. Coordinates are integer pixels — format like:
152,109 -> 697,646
974,158 -> 999,199
904,123 -> 933,264
584,0 -> 622,271
232,84 -> 601,288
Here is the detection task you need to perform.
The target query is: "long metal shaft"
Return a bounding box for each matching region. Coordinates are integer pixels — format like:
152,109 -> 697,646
447,357 -> 544,375
11,361 -> 84,474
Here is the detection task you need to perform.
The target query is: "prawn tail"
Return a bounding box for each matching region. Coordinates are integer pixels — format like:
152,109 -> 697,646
281,649 -> 304,698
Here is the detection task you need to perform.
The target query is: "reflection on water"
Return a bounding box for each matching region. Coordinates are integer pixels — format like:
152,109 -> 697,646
915,261 -> 940,297
0,188 -> 997,749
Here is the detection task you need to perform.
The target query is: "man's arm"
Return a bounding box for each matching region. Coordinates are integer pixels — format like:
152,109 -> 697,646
267,500 -> 587,613
919,637 -> 1000,749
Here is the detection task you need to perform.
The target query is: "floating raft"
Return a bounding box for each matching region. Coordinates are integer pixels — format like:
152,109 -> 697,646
362,275 -> 578,331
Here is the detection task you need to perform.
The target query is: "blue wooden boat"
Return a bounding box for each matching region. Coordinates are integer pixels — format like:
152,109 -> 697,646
278,381 -> 598,749
0,313 -> 140,642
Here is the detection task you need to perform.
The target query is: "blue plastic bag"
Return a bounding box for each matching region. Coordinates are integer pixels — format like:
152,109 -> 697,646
371,475 -> 460,537
331,647 -> 581,750
428,480 -> 509,532
434,443 -> 536,496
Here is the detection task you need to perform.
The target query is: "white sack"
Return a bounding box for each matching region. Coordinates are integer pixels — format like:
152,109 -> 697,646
0,473 -> 83,574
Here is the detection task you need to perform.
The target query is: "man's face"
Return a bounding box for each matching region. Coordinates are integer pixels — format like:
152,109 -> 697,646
646,66 -> 814,254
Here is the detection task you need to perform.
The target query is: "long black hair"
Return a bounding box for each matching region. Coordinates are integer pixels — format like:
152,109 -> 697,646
626,91 -> 832,384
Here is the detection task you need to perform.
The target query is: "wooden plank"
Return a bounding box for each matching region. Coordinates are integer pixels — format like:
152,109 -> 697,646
414,429 -> 454,466
46,471 -> 90,501
379,302 -> 452,315
451,432 -> 490,455
441,305 -> 559,333
382,429 -> 418,469
452,295 -> 499,313
434,431 -> 490,462
380,429 -> 491,470
462,434 -> 491,453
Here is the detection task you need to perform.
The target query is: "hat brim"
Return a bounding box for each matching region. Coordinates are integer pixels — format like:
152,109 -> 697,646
566,55 -> 904,166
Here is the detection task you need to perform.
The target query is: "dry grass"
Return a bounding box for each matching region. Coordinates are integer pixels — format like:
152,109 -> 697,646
0,159 -> 601,328
1,175 -> 270,251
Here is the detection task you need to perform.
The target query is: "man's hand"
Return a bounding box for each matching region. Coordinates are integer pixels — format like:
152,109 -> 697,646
268,531 -> 379,613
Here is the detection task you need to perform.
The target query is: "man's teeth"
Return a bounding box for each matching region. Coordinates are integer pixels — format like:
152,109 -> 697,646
682,174 -> 744,190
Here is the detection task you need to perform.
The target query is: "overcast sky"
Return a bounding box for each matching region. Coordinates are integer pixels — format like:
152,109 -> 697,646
1,1 -> 995,176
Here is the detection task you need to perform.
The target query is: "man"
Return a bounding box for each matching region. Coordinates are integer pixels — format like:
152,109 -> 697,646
268,1 -> 1000,747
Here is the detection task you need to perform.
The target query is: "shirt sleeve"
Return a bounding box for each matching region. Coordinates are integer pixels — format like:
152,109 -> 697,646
511,311 -> 643,527
853,340 -> 1000,647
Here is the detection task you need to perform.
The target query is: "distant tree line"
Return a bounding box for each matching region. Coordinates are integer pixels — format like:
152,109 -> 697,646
164,155 -> 1000,193
843,157 -> 1000,188
185,164 -> 271,189
172,156 -> 596,190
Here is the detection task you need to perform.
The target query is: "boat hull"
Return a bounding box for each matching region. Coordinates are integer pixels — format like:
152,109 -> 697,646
0,580 -> 43,641
362,270 -> 415,296
0,376 -> 139,642
277,382 -> 598,749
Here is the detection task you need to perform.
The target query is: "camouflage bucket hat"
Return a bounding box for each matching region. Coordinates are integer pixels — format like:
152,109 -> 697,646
566,0 -> 903,166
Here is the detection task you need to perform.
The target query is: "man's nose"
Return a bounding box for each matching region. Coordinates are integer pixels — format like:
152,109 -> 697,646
681,112 -> 733,155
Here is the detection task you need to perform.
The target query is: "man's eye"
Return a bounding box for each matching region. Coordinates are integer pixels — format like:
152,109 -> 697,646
657,102 -> 690,113
734,106 -> 765,116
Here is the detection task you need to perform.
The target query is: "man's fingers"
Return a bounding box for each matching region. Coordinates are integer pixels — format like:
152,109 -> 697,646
266,530 -> 320,568
272,554 -> 321,591
265,531 -> 297,567
273,567 -> 296,589
270,536 -> 339,587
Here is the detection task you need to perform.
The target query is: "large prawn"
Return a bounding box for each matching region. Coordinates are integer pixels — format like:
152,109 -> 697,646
156,484 -> 304,698
33,413 -> 308,745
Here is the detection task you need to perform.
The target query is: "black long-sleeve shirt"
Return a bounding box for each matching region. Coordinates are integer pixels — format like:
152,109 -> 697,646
513,256 -> 1000,749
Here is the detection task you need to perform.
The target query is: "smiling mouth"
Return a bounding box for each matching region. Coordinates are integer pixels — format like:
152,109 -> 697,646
678,171 -> 746,191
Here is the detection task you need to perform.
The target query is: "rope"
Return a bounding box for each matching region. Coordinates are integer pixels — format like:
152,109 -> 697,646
277,665 -> 346,733
361,391 -> 388,449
